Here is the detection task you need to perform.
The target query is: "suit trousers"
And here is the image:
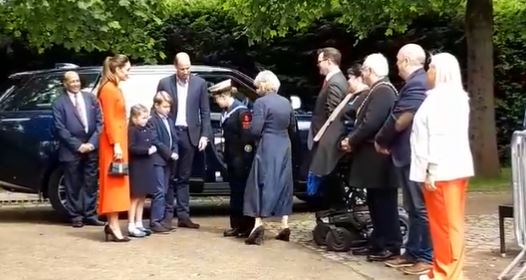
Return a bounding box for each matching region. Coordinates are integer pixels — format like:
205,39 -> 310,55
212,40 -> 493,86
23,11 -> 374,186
174,128 -> 196,220
150,165 -> 171,226
62,152 -> 98,221
366,187 -> 402,252
423,179 -> 468,280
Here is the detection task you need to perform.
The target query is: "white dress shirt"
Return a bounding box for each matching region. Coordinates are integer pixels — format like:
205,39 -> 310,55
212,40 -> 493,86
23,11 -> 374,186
67,91 -> 88,133
409,86 -> 474,182
175,78 -> 188,127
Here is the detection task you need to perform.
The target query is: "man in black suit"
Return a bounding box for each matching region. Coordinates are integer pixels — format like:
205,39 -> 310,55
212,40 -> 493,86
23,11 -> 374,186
52,71 -> 104,227
308,47 -> 348,207
156,52 -> 212,229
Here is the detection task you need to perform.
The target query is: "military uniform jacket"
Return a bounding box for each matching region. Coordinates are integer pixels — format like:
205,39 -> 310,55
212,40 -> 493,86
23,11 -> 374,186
221,100 -> 255,180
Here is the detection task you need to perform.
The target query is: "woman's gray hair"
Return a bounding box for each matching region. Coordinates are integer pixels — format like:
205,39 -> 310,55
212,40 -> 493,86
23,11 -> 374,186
254,70 -> 281,93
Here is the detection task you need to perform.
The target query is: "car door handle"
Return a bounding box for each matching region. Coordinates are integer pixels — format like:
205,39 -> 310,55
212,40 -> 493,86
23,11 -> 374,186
0,118 -> 30,122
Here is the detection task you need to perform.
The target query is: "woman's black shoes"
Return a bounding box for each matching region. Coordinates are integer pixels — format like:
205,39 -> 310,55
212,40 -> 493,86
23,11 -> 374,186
104,225 -> 131,242
275,228 -> 291,242
245,226 -> 264,245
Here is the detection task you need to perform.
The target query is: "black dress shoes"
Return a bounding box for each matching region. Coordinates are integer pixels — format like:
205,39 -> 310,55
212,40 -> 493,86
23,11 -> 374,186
275,228 -> 291,242
84,218 -> 105,226
351,247 -> 373,256
178,219 -> 200,229
72,220 -> 84,228
367,249 -> 400,262
223,228 -> 240,237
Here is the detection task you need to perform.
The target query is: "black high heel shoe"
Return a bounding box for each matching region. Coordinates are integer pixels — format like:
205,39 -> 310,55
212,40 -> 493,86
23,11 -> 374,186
275,228 -> 291,242
245,226 -> 264,245
104,225 -> 131,242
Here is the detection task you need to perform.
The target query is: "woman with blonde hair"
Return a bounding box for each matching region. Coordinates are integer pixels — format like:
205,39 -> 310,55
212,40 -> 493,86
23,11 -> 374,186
409,52 -> 474,279
97,54 -> 133,242
243,70 -> 296,245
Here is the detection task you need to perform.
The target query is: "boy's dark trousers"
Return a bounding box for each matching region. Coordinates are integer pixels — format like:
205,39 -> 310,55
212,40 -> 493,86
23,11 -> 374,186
229,175 -> 254,235
150,164 -> 172,228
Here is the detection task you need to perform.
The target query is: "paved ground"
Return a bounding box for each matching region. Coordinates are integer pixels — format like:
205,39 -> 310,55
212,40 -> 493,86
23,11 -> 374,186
0,191 -> 518,280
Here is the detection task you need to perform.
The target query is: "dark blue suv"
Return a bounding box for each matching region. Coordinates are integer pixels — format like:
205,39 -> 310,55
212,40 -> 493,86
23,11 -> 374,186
0,64 -> 312,217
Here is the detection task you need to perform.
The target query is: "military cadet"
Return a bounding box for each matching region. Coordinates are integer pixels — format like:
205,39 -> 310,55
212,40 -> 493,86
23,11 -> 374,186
209,79 -> 255,238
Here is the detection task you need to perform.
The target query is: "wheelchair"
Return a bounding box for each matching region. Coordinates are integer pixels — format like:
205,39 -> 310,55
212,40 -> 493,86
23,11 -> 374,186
311,156 -> 410,252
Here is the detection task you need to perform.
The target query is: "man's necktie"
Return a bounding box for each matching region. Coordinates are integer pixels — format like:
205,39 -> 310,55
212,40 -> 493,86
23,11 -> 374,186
75,93 -> 88,133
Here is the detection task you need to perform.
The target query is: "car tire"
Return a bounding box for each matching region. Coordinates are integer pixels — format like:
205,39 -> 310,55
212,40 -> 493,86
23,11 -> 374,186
325,227 -> 358,252
47,168 -> 68,219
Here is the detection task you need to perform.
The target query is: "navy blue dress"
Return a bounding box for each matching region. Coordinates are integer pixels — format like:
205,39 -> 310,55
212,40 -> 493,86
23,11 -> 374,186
128,125 -> 156,197
243,92 -> 296,218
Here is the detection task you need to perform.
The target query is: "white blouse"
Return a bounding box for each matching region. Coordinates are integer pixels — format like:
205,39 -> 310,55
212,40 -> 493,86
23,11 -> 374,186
409,86 -> 474,183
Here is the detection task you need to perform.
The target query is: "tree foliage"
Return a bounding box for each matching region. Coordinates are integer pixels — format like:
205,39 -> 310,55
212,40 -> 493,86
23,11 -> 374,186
0,0 -> 172,62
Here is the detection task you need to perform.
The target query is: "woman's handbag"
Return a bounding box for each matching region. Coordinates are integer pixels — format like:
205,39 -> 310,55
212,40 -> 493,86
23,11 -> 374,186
109,160 -> 128,176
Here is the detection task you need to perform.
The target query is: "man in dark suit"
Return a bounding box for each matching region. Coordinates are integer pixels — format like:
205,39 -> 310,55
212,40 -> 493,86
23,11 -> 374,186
52,71 -> 104,228
156,52 -> 212,229
308,47 -> 348,207
375,44 -> 432,275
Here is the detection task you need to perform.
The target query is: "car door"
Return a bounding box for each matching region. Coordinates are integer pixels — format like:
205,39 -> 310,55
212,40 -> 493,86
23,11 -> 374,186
0,72 -> 99,192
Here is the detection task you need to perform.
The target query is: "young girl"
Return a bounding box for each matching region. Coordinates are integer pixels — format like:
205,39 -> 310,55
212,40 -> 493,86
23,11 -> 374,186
148,91 -> 178,232
128,104 -> 157,237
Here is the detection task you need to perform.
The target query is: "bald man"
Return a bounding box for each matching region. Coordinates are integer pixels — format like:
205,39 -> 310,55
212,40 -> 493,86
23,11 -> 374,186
374,44 -> 433,274
52,71 -> 103,227
156,52 -> 212,229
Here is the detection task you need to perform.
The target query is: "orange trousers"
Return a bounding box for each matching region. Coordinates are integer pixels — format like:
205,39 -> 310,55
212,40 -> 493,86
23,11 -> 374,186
423,178 -> 468,280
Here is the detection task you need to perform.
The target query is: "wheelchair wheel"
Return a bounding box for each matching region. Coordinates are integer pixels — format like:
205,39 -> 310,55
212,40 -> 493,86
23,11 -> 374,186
312,223 -> 330,246
398,209 -> 410,246
325,227 -> 358,252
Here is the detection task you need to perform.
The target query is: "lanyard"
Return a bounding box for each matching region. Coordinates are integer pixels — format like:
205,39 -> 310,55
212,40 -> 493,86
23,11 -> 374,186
221,105 -> 247,125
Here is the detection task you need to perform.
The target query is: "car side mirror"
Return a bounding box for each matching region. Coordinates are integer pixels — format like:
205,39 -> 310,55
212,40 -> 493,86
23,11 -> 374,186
290,95 -> 302,110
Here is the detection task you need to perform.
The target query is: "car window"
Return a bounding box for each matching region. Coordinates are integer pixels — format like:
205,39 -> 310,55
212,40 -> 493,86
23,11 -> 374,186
0,77 -> 24,104
0,72 -> 99,111
119,73 -> 170,117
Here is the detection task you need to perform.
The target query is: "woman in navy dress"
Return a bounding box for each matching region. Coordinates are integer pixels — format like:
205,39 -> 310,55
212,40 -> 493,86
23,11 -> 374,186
244,70 -> 296,245
127,104 -> 157,238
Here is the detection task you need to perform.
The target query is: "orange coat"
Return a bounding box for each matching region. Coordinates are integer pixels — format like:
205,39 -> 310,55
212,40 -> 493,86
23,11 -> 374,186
97,81 -> 130,214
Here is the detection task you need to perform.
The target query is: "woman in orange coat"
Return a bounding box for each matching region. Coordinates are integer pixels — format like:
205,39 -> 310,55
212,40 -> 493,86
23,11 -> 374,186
97,54 -> 132,242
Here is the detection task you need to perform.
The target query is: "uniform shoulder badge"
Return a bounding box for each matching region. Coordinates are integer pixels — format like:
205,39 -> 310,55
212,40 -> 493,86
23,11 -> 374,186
240,111 -> 252,129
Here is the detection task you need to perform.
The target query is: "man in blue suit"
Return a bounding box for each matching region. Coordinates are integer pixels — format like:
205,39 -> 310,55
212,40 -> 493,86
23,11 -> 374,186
156,52 -> 212,229
52,71 -> 103,228
375,44 -> 432,275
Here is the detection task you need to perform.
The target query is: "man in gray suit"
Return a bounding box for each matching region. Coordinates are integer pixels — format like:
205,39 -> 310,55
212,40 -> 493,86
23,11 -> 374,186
308,47 -> 348,207
156,52 -> 212,229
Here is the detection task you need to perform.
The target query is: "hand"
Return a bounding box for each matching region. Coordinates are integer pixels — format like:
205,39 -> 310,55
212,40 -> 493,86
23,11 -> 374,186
113,143 -> 123,160
85,143 -> 95,152
198,136 -> 208,151
148,146 -> 157,155
374,142 -> 390,155
424,163 -> 438,191
340,137 -> 351,152
171,153 -> 179,160
77,144 -> 89,153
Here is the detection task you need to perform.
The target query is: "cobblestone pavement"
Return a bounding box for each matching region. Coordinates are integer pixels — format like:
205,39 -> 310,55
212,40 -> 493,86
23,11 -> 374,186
0,191 -> 519,279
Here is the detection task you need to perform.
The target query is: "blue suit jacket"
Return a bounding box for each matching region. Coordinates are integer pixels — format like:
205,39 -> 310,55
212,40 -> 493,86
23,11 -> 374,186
375,68 -> 428,167
156,74 -> 212,147
148,113 -> 178,166
52,90 -> 103,162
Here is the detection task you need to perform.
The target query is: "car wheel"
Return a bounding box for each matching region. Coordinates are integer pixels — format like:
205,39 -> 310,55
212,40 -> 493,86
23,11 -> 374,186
312,223 -> 330,246
47,168 -> 69,219
325,227 -> 357,252
398,208 -> 410,246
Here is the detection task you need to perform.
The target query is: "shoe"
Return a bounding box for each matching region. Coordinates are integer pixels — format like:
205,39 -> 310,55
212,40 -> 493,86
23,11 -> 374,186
104,225 -> 131,242
161,222 -> 176,231
128,228 -> 147,238
384,255 -> 417,268
150,223 -> 170,234
223,228 -> 240,237
275,228 -> 291,242
351,247 -> 375,256
84,218 -> 105,226
136,227 -> 152,236
367,249 -> 400,262
178,219 -> 200,229
72,220 -> 84,228
402,262 -> 432,275
245,226 -> 264,245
